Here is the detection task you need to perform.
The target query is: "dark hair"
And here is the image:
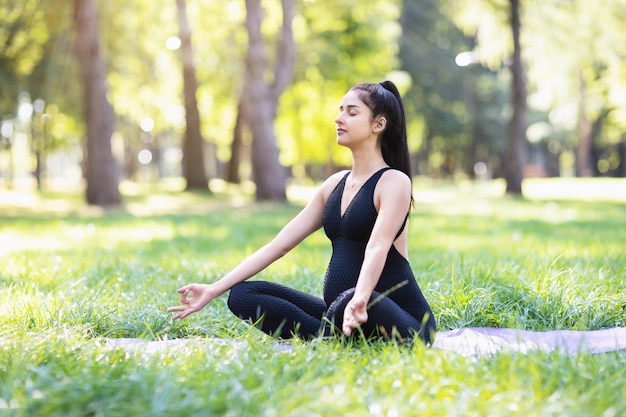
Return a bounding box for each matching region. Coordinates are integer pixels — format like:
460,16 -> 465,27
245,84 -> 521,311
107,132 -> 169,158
350,80 -> 413,205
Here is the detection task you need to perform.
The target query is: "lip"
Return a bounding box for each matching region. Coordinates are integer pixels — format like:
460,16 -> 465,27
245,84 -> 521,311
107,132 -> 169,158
336,128 -> 346,134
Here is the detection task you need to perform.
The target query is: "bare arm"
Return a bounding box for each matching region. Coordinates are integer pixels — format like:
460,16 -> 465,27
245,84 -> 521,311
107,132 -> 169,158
167,173 -> 345,320
205,188 -> 327,297
342,170 -> 412,335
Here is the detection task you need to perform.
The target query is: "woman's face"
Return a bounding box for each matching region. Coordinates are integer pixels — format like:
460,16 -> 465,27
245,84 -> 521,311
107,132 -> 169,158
334,90 -> 376,147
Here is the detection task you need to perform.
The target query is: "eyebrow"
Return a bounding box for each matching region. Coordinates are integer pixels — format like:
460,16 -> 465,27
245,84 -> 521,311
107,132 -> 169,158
340,104 -> 361,110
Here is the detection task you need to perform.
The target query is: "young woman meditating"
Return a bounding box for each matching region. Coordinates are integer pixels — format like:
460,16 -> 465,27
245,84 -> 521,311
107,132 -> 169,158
167,80 -> 436,345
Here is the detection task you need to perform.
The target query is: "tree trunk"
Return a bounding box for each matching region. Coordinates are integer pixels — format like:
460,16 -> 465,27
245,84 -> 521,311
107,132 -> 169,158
618,140 -> 626,177
590,109 -> 609,176
504,0 -> 527,195
32,114 -> 44,190
463,65 -> 481,179
577,51 -> 612,177
226,99 -> 244,184
176,0 -> 209,191
575,72 -> 595,177
73,0 -> 122,207
243,0 -> 295,201
418,128 -> 433,176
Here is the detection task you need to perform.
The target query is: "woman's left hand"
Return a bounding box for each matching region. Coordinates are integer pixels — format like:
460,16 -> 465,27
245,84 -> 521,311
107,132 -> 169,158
342,296 -> 368,336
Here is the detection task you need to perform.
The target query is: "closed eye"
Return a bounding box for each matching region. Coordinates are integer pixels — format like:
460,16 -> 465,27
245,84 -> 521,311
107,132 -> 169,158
339,104 -> 360,117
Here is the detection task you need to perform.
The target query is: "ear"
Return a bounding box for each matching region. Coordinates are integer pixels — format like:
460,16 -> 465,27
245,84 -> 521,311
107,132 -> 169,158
372,116 -> 387,133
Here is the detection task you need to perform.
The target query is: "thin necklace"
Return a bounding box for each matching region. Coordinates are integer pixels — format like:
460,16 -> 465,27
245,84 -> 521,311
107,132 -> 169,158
349,167 -> 383,188
350,168 -> 382,188
348,172 -> 361,188
349,173 -> 367,188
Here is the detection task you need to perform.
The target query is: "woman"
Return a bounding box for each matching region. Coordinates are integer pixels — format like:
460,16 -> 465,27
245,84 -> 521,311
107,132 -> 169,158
167,80 -> 436,345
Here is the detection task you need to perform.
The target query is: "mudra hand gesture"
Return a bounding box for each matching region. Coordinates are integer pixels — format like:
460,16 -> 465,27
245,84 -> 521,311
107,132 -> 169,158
342,296 -> 369,336
166,283 -> 216,320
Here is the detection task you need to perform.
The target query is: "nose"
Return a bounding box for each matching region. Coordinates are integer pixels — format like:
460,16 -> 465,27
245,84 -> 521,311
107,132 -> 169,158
334,113 -> 343,125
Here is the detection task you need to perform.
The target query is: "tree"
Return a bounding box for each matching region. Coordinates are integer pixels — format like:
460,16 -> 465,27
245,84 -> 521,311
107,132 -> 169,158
73,0 -> 121,206
226,99 -> 245,184
566,2 -> 622,177
448,0 -> 529,190
398,0 -> 507,178
503,0 -> 527,194
506,0 -> 626,179
240,0 -> 295,201
176,0 -> 208,190
0,0 -> 49,116
0,0 -> 59,188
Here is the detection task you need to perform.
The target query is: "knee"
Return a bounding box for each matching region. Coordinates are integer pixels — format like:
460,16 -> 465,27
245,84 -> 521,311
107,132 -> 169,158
227,282 -> 254,315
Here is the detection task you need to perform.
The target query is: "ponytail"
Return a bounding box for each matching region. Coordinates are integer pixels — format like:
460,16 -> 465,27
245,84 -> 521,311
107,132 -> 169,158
351,80 -> 413,206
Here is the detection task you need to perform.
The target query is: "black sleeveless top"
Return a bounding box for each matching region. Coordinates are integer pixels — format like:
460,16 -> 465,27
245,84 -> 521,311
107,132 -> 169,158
321,168 -> 430,320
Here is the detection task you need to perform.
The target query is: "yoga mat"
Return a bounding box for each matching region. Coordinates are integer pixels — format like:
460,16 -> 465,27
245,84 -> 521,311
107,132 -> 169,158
432,327 -> 626,356
103,327 -> 626,356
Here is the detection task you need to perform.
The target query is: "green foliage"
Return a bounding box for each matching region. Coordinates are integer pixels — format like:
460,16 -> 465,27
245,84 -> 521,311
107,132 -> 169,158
1,181 -> 626,415
447,0 -> 626,177
0,0 -> 53,115
278,0 -> 403,172
1,0 -> 626,186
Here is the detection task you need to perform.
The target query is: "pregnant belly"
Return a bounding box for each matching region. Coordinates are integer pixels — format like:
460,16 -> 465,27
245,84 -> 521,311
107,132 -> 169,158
322,237 -> 366,304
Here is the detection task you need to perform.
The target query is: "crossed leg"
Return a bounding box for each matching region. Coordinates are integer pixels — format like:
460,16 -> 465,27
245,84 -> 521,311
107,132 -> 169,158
227,281 -> 327,339
228,282 -> 434,344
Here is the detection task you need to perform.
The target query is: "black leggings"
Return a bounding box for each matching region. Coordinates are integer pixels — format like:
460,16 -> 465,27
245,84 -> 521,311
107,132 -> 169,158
227,281 -> 434,344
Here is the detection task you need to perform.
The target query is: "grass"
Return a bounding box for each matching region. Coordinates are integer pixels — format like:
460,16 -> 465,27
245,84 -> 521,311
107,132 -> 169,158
1,177 -> 626,416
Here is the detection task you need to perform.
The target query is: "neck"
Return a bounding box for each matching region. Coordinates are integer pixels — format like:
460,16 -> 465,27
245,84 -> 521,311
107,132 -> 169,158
350,149 -> 387,178
347,157 -> 387,190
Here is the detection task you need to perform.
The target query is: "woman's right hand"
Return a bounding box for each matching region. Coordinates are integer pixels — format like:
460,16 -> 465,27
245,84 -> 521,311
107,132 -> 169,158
166,283 -> 217,320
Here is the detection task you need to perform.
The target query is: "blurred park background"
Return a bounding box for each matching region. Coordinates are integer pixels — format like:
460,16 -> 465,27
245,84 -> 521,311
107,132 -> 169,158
2,3 -> 626,414
1,0 -> 625,206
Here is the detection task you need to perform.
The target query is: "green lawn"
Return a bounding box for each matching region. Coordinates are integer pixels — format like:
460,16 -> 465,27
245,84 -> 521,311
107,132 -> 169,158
1,178 -> 625,416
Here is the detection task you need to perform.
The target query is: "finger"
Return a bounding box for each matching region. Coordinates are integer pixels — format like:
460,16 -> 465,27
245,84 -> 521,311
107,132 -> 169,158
175,309 -> 195,320
357,311 -> 368,323
171,308 -> 191,321
178,288 -> 192,304
166,306 -> 186,313
177,284 -> 193,294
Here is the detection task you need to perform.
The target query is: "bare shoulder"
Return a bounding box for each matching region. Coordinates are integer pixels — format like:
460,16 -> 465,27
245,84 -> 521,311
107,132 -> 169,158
373,169 -> 412,219
379,169 -> 411,193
